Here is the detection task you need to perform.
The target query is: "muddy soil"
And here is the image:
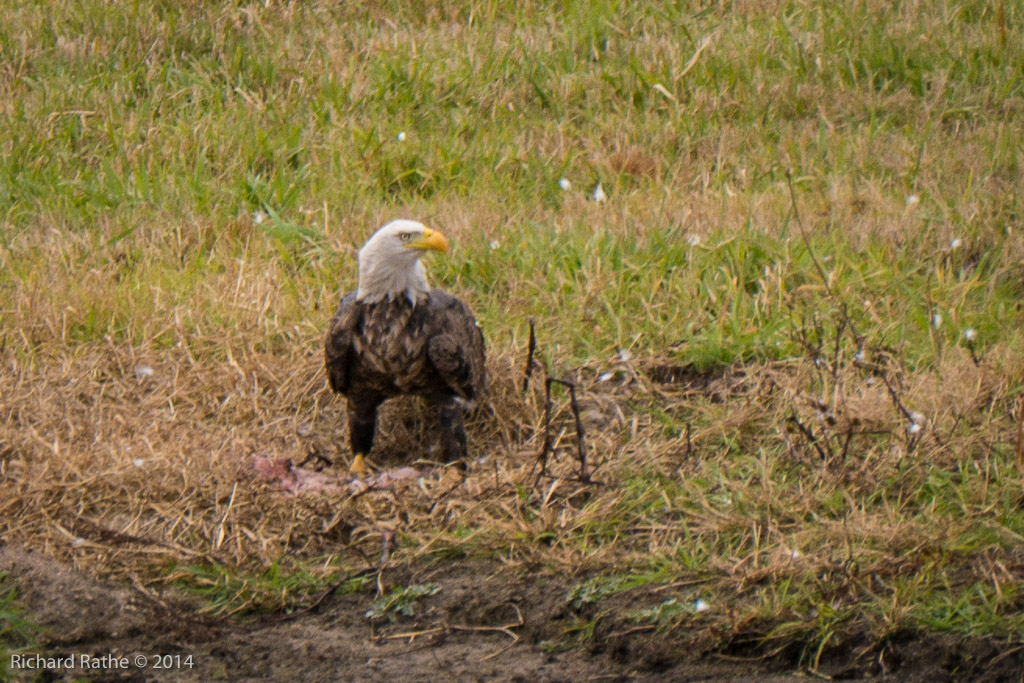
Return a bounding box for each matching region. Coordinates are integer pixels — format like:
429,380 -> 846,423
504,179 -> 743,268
0,548 -> 1017,682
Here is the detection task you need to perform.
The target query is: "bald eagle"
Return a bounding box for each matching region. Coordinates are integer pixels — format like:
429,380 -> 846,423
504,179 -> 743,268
324,220 -> 486,477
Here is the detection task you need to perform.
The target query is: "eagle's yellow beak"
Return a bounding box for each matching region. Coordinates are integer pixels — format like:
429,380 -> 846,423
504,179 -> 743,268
410,227 -> 449,253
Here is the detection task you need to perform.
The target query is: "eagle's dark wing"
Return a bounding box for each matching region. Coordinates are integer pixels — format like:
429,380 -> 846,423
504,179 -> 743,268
325,288 -> 485,469
324,291 -> 361,394
423,291 -> 486,403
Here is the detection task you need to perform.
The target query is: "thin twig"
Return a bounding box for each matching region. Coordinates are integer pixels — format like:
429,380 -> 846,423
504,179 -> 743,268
787,177 -> 864,346
1015,394 -> 1024,467
380,529 -> 396,564
786,170 -> 831,295
865,366 -> 908,420
606,624 -> 656,639
838,427 -> 855,462
522,319 -> 538,393
560,379 -> 588,480
384,626 -> 444,640
787,414 -> 829,462
649,578 -> 713,593
383,604 -> 524,662
540,378 -> 588,482
534,474 -> 606,487
537,379 -> 555,482
275,566 -> 379,621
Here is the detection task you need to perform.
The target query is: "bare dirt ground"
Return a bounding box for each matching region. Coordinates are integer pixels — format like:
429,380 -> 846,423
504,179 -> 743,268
3,547 -> 1017,683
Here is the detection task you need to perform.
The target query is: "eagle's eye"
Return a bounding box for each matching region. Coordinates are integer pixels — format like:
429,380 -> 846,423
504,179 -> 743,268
399,232 -> 412,243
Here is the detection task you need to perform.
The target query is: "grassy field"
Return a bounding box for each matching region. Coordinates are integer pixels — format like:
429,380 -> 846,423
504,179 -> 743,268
3,0 -> 1024,674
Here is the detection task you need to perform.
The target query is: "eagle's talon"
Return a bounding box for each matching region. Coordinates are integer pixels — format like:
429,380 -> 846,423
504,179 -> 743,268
440,463 -> 466,486
350,453 -> 369,479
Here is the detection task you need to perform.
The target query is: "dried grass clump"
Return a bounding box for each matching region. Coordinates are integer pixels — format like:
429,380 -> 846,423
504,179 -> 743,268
3,303 -> 1024,652
0,329 -> 576,577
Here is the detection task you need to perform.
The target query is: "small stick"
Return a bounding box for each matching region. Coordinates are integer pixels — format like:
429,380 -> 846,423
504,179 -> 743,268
385,626 -> 443,640
387,604 -> 524,636
787,414 -> 829,462
380,529 -> 396,565
565,381 -> 588,481
542,378 -> 588,481
537,379 -> 555,481
838,428 -> 855,462
879,370 -> 923,455
649,577 -> 713,593
787,173 -> 864,343
683,422 -> 692,460
522,319 -> 538,393
786,169 -> 832,296
1015,395 -> 1024,467
534,474 -> 606,487
606,625 -> 656,639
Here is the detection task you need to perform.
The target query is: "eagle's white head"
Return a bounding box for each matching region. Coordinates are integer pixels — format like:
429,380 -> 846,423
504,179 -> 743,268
356,219 -> 450,304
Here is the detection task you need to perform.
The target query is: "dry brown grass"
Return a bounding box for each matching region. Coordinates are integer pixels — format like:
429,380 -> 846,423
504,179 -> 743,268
2,303 -> 1019,581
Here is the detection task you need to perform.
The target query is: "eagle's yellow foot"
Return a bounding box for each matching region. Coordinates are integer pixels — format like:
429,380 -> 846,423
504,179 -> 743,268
350,453 -> 370,479
439,463 -> 466,488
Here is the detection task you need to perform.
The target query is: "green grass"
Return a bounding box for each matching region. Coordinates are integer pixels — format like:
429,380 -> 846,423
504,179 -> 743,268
0,572 -> 37,678
3,0 -> 1023,365
170,561 -> 372,617
366,583 -> 441,621
3,0 -> 1024,667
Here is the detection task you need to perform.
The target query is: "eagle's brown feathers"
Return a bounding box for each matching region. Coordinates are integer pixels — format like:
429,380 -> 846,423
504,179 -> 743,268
324,220 -> 486,471
325,291 -> 485,403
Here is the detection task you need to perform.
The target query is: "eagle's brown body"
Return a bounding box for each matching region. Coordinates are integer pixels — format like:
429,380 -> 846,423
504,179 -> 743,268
325,289 -> 486,465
